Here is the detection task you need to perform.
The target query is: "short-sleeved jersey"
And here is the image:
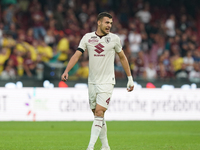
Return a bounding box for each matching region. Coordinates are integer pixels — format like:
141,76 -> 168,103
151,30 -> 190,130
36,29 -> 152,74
78,31 -> 122,84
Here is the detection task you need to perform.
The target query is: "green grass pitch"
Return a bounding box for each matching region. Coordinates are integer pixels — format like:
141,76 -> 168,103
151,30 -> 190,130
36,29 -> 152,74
0,121 -> 199,150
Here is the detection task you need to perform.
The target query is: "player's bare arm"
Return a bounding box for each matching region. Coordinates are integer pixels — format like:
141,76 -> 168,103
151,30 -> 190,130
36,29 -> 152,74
117,50 -> 134,92
61,50 -> 82,81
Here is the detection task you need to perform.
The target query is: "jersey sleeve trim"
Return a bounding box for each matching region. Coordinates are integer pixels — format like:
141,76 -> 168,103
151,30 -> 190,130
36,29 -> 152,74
77,48 -> 84,53
116,49 -> 122,53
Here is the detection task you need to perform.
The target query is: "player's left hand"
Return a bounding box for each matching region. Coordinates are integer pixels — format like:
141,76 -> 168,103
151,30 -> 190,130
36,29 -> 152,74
127,76 -> 134,92
61,72 -> 68,82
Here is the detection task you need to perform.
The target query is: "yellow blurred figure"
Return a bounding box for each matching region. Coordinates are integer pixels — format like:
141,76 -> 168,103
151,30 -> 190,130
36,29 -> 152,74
0,48 -> 10,74
16,41 -> 30,53
17,53 -> 24,76
171,54 -> 184,72
16,34 -> 38,62
15,34 -> 29,55
37,41 -> 53,62
57,36 -> 70,62
2,38 -> 8,47
76,60 -> 89,79
29,45 -> 38,61
2,36 -> 16,48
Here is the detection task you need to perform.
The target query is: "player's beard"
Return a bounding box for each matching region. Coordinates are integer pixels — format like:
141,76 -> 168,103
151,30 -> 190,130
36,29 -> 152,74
100,26 -> 108,35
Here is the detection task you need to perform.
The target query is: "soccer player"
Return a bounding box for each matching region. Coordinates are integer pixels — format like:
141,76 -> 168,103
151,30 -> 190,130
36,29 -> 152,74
61,12 -> 134,150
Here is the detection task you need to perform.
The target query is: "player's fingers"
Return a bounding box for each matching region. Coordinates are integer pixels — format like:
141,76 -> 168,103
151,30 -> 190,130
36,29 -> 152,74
127,86 -> 134,92
61,74 -> 67,81
62,78 -> 66,82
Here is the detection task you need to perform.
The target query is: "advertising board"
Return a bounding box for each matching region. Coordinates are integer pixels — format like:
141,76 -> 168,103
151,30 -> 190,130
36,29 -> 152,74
0,88 -> 199,121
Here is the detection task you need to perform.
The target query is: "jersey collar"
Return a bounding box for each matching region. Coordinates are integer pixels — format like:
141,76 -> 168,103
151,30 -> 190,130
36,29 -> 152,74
95,32 -> 109,39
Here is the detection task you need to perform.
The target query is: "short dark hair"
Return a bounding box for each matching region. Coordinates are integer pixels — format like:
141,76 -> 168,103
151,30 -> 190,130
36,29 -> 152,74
97,12 -> 112,21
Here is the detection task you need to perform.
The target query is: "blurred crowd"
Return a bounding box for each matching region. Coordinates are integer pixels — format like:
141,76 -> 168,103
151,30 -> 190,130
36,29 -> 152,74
0,0 -> 200,82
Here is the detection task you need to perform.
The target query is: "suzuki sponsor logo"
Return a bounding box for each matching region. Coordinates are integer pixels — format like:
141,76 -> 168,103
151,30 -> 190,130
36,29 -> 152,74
94,43 -> 105,56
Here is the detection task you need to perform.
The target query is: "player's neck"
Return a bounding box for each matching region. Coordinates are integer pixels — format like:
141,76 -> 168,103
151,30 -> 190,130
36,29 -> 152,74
95,30 -> 107,38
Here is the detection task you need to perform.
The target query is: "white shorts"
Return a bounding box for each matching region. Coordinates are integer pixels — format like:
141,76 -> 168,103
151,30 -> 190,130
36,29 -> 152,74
88,83 -> 114,109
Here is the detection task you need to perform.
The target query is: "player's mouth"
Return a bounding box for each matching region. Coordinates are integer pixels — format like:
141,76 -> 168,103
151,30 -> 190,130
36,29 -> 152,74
105,28 -> 110,32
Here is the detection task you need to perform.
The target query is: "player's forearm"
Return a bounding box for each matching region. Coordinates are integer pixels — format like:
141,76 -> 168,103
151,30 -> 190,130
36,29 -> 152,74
120,56 -> 132,77
64,55 -> 79,73
120,55 -> 134,91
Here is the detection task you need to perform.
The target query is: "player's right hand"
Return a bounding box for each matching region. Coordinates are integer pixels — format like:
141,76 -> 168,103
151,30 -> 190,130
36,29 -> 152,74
127,76 -> 134,92
61,72 -> 68,82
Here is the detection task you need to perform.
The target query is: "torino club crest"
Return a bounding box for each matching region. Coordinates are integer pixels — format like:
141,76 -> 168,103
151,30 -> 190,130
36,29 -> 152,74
105,37 -> 111,44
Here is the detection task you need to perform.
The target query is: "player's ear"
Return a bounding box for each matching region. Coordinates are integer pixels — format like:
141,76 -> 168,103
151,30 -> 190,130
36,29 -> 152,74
97,20 -> 101,26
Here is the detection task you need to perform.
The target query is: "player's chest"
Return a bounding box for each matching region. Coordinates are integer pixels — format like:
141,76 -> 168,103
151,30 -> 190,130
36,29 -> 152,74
86,36 -> 114,53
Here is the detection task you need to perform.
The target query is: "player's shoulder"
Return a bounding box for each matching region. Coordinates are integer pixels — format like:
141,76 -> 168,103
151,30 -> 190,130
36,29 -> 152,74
83,32 -> 96,38
109,32 -> 118,37
109,32 -> 120,41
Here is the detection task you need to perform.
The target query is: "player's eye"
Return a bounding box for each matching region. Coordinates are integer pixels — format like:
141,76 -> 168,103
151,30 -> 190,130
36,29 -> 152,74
105,21 -> 112,25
